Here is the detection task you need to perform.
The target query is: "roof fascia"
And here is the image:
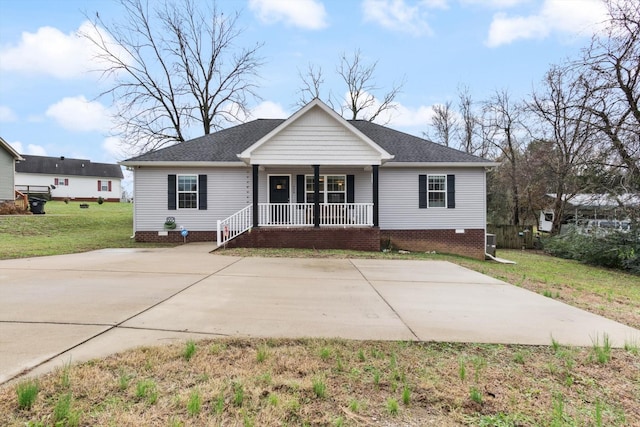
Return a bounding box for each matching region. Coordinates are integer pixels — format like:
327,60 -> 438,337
119,161 -> 247,168
383,161 -> 499,168
237,99 -> 394,164
0,137 -> 24,160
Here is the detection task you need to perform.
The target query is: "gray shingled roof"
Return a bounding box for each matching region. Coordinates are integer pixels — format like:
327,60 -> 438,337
124,119 -> 490,164
16,155 -> 124,179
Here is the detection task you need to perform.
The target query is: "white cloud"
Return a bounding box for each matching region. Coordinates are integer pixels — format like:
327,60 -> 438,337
249,0 -> 328,30
336,91 -> 433,127
362,0 -> 442,36
249,101 -> 290,119
45,96 -> 111,132
486,0 -> 607,47
461,0 -> 529,7
101,136 -> 135,162
0,105 -> 17,122
0,21 -> 125,79
10,141 -> 48,156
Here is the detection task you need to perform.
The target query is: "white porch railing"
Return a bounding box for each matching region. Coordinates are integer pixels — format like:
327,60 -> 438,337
258,203 -> 373,227
217,205 -> 252,247
217,203 -> 374,247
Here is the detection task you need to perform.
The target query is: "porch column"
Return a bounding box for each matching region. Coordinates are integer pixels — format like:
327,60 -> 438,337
372,165 -> 379,227
252,164 -> 259,228
313,165 -> 320,228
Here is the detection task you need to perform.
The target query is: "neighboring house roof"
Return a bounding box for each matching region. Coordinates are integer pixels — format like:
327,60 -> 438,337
0,137 -> 24,160
546,193 -> 640,209
16,155 -> 124,179
122,100 -> 494,167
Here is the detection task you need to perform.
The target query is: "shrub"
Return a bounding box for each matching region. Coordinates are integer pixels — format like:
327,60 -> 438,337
97,196 -> 104,205
0,201 -> 28,215
544,229 -> 640,273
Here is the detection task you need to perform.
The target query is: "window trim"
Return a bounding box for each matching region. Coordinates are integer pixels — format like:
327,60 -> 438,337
305,174 -> 347,204
177,174 -> 198,209
427,174 -> 447,208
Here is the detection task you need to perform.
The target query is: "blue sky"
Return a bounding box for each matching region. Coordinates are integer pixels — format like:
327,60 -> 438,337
0,0 -> 607,172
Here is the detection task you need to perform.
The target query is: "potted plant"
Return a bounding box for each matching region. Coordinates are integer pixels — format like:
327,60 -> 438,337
164,217 -> 176,230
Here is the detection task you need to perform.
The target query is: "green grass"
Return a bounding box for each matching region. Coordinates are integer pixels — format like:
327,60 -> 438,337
15,380 -> 39,410
0,201 -> 172,259
183,340 -> 196,361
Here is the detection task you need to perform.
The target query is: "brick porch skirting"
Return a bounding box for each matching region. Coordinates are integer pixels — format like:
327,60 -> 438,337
226,227 -> 381,252
135,230 -> 217,243
135,228 -> 486,259
380,229 -> 486,260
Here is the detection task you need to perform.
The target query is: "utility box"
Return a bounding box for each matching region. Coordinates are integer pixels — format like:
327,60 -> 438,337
486,234 -> 496,257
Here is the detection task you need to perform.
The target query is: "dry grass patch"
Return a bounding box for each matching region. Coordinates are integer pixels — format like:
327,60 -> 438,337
1,338 -> 638,426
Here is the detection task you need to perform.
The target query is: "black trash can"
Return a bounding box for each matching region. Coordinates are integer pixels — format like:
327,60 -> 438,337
29,198 -> 46,214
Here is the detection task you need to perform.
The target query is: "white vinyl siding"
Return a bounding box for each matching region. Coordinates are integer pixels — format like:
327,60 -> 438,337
0,149 -> 15,201
379,167 -> 486,229
250,107 -> 382,165
133,167 -> 250,232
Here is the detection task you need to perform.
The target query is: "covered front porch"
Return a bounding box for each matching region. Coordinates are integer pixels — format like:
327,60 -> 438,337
216,164 -> 380,246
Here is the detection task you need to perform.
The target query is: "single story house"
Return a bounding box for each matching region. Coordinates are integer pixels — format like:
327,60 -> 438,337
15,155 -> 124,202
121,99 -> 496,259
0,137 -> 24,202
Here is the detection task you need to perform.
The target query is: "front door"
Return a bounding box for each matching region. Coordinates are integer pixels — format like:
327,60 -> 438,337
269,176 -> 290,224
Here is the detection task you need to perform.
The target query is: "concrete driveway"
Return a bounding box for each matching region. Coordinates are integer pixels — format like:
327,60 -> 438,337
1,243 -> 638,384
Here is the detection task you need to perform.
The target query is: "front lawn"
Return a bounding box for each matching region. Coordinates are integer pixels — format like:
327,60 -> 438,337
0,201 -> 172,259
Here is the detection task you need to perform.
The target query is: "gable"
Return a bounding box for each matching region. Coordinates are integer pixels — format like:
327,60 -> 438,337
238,100 -> 393,166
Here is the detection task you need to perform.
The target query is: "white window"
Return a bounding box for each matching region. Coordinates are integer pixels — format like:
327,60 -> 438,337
428,175 -> 446,208
177,175 -> 198,209
305,175 -> 346,203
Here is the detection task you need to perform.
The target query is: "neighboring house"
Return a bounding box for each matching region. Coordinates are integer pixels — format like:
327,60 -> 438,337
121,99 -> 496,259
0,137 -> 24,202
15,155 -> 124,202
539,193 -> 639,233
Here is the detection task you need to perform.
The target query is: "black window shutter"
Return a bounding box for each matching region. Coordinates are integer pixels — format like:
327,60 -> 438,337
198,174 -> 207,210
168,175 -> 176,210
296,175 -> 305,203
347,175 -> 355,203
447,174 -> 455,209
418,175 -> 427,208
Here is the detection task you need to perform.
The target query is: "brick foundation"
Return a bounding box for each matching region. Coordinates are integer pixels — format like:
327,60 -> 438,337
380,229 -> 486,260
135,230 -> 217,243
226,227 -> 380,252
135,227 -> 486,259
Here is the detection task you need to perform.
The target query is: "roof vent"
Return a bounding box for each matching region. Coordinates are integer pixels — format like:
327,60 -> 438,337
60,156 -> 65,160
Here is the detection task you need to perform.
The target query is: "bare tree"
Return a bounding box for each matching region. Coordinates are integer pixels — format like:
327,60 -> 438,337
296,63 -> 332,109
577,0 -> 640,184
456,85 -> 483,155
481,89 -> 526,225
297,49 -> 404,122
427,101 -> 456,147
527,65 -> 597,233
82,0 -> 263,153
